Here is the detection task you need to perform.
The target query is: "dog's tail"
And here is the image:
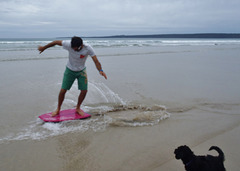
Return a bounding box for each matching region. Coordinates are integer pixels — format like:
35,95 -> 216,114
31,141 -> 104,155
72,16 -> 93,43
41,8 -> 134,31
209,146 -> 225,162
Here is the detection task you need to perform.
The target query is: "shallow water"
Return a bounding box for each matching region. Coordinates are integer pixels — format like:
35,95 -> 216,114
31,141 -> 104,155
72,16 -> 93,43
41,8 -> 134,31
0,39 -> 240,170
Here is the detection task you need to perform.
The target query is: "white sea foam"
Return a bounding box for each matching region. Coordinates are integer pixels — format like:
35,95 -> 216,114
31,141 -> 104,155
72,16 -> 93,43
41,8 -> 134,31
0,117 -> 108,143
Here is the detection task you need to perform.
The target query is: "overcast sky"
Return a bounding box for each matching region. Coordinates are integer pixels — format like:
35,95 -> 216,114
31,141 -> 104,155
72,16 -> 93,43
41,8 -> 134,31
0,0 -> 239,38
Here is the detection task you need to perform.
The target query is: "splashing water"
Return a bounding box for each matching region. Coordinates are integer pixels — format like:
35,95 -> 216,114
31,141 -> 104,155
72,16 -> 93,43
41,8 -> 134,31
0,82 -> 170,143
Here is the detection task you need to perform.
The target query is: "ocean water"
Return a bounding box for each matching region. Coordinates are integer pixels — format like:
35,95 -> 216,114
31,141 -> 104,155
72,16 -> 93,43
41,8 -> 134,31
0,37 -> 240,170
1,37 -> 240,61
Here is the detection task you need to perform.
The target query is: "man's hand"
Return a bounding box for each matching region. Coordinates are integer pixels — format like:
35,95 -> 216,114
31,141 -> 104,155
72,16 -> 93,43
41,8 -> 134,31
38,46 -> 45,54
100,71 -> 107,79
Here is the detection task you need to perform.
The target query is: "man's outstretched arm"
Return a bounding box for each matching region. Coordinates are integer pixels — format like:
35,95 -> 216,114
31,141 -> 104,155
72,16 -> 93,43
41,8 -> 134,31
38,40 -> 62,54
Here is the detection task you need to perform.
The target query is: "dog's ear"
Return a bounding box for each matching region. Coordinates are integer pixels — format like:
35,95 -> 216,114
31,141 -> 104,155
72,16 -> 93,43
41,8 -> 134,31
175,152 -> 183,159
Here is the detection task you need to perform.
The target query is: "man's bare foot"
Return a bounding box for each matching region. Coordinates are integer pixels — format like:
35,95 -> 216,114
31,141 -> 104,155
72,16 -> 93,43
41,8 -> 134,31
52,109 -> 60,117
76,108 -> 85,116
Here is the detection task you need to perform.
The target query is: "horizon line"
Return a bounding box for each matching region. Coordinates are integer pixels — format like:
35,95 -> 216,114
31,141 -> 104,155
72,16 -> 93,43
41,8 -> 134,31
1,33 -> 240,39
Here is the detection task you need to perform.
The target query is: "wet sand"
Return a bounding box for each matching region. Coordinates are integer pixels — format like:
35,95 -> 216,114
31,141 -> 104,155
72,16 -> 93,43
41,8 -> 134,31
1,107 -> 240,170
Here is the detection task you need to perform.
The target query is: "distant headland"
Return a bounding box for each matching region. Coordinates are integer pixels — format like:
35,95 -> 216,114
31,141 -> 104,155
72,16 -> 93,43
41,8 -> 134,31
86,33 -> 240,39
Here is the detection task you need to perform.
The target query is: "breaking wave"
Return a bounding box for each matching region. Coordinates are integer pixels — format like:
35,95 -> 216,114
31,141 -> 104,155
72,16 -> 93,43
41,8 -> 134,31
1,38 -> 240,52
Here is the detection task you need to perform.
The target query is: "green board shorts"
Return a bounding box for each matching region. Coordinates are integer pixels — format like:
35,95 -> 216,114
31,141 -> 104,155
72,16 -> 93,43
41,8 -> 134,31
62,67 -> 88,90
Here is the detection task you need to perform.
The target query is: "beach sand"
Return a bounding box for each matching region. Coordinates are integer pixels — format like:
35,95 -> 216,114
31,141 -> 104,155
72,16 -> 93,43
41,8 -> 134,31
0,45 -> 240,170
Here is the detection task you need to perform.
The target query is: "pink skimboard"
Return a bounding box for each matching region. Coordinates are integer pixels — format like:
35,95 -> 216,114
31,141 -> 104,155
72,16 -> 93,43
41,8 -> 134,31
39,109 -> 91,122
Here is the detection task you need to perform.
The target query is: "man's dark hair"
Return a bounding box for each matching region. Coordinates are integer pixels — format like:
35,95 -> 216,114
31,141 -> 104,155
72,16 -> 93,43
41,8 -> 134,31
71,36 -> 83,48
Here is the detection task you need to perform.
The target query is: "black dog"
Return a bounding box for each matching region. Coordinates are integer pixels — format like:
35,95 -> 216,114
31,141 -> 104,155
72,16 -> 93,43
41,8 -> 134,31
174,145 -> 226,171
